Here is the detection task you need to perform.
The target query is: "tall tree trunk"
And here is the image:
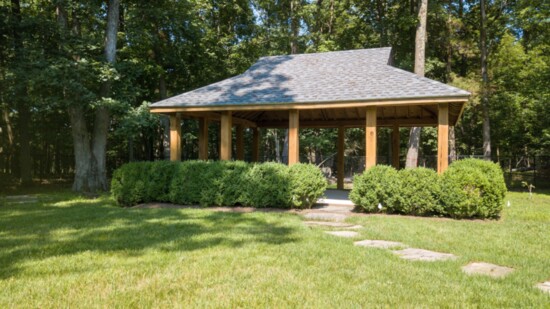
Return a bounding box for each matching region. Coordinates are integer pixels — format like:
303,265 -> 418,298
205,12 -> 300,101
11,0 -> 32,185
91,0 -> 120,191
480,0 -> 491,160
290,0 -> 299,54
69,106 -> 96,192
405,0 -> 428,168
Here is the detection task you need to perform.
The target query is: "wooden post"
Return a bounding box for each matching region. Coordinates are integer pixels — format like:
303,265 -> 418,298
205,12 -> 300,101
337,126 -> 345,190
236,125 -> 244,161
220,111 -> 232,161
252,128 -> 260,162
198,117 -> 209,160
169,113 -> 181,161
437,103 -> 449,174
288,109 -> 299,165
392,124 -> 400,169
365,106 -> 377,169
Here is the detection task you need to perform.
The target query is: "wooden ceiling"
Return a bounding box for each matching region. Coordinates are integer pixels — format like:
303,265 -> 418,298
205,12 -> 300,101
178,102 -> 465,128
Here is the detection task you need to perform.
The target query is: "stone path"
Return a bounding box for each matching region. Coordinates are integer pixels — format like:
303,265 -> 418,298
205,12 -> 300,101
304,193 -> 544,291
303,221 -> 362,229
354,240 -> 406,249
393,248 -> 458,262
536,281 -> 550,294
325,231 -> 359,238
462,262 -> 514,278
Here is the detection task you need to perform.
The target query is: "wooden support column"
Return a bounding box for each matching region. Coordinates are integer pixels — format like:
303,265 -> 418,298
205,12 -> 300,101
220,111 -> 232,161
392,124 -> 400,169
252,128 -> 260,162
337,126 -> 345,190
236,125 -> 244,161
198,117 -> 209,160
437,103 -> 449,174
169,113 -> 181,161
288,109 -> 299,165
365,106 -> 377,169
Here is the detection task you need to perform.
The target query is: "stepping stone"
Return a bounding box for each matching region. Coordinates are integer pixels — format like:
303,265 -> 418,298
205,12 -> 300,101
303,221 -> 362,229
462,262 -> 514,278
536,281 -> 550,294
354,240 -> 406,249
393,248 -> 457,261
325,231 -> 359,238
303,212 -> 348,222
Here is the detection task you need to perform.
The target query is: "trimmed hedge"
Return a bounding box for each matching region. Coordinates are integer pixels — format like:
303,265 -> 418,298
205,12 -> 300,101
111,160 -> 327,209
349,159 -> 507,219
349,165 -> 402,212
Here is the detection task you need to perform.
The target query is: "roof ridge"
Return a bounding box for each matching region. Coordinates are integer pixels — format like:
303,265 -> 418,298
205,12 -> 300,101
258,47 -> 392,60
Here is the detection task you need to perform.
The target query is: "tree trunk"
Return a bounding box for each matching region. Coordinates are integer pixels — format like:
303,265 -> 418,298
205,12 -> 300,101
11,0 -> 32,185
449,126 -> 457,163
158,57 -> 170,160
480,0 -> 491,160
405,0 -> 428,168
290,0 -> 299,54
68,106 -> 96,192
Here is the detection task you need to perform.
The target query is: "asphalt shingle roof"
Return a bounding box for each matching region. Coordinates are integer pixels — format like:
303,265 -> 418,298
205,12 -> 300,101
150,47 -> 470,108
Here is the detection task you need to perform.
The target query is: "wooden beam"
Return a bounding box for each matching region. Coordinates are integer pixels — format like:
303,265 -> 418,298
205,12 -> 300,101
149,96 -> 469,113
179,111 -> 257,128
392,124 -> 400,169
252,128 -> 260,162
220,111 -> 232,161
236,125 -> 244,161
437,103 -> 449,174
365,106 -> 377,169
288,110 -> 299,165
257,117 -> 438,128
337,126 -> 345,190
169,114 -> 181,161
198,117 -> 208,160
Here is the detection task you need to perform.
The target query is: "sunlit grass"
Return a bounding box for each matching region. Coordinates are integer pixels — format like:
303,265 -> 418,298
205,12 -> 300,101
1,190 -> 549,307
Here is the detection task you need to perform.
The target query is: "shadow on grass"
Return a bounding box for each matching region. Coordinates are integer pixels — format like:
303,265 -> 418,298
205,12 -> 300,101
0,194 -> 299,278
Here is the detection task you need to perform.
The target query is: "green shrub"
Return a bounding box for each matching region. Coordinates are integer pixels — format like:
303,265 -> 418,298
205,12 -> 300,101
440,159 -> 506,219
349,165 -> 402,212
244,162 -> 291,208
111,162 -> 144,206
288,163 -> 328,209
397,168 -> 443,216
168,160 -> 223,206
111,161 -> 327,209
214,161 -> 251,206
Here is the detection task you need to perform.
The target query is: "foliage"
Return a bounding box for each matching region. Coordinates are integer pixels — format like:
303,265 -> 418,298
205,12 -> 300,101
397,168 -> 443,216
111,161 -> 325,209
440,159 -> 506,219
243,162 -> 292,208
349,165 -> 402,213
288,163 -> 328,208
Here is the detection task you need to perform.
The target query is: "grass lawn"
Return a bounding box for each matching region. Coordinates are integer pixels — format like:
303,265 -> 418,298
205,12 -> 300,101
1,190 -> 549,307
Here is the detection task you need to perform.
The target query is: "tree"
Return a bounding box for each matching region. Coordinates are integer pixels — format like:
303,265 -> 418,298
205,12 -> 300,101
479,0 -> 491,160
405,0 -> 428,168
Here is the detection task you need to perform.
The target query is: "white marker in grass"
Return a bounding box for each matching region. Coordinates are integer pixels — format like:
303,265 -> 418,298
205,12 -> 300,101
378,203 -> 383,210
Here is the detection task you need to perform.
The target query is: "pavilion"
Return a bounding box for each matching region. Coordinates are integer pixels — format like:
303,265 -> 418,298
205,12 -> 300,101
149,47 -> 470,189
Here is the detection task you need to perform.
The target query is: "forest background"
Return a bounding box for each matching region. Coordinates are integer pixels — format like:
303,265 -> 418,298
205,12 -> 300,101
0,0 -> 548,192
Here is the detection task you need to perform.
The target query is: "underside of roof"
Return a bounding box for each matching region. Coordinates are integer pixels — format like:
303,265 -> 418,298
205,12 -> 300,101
150,47 -> 470,127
